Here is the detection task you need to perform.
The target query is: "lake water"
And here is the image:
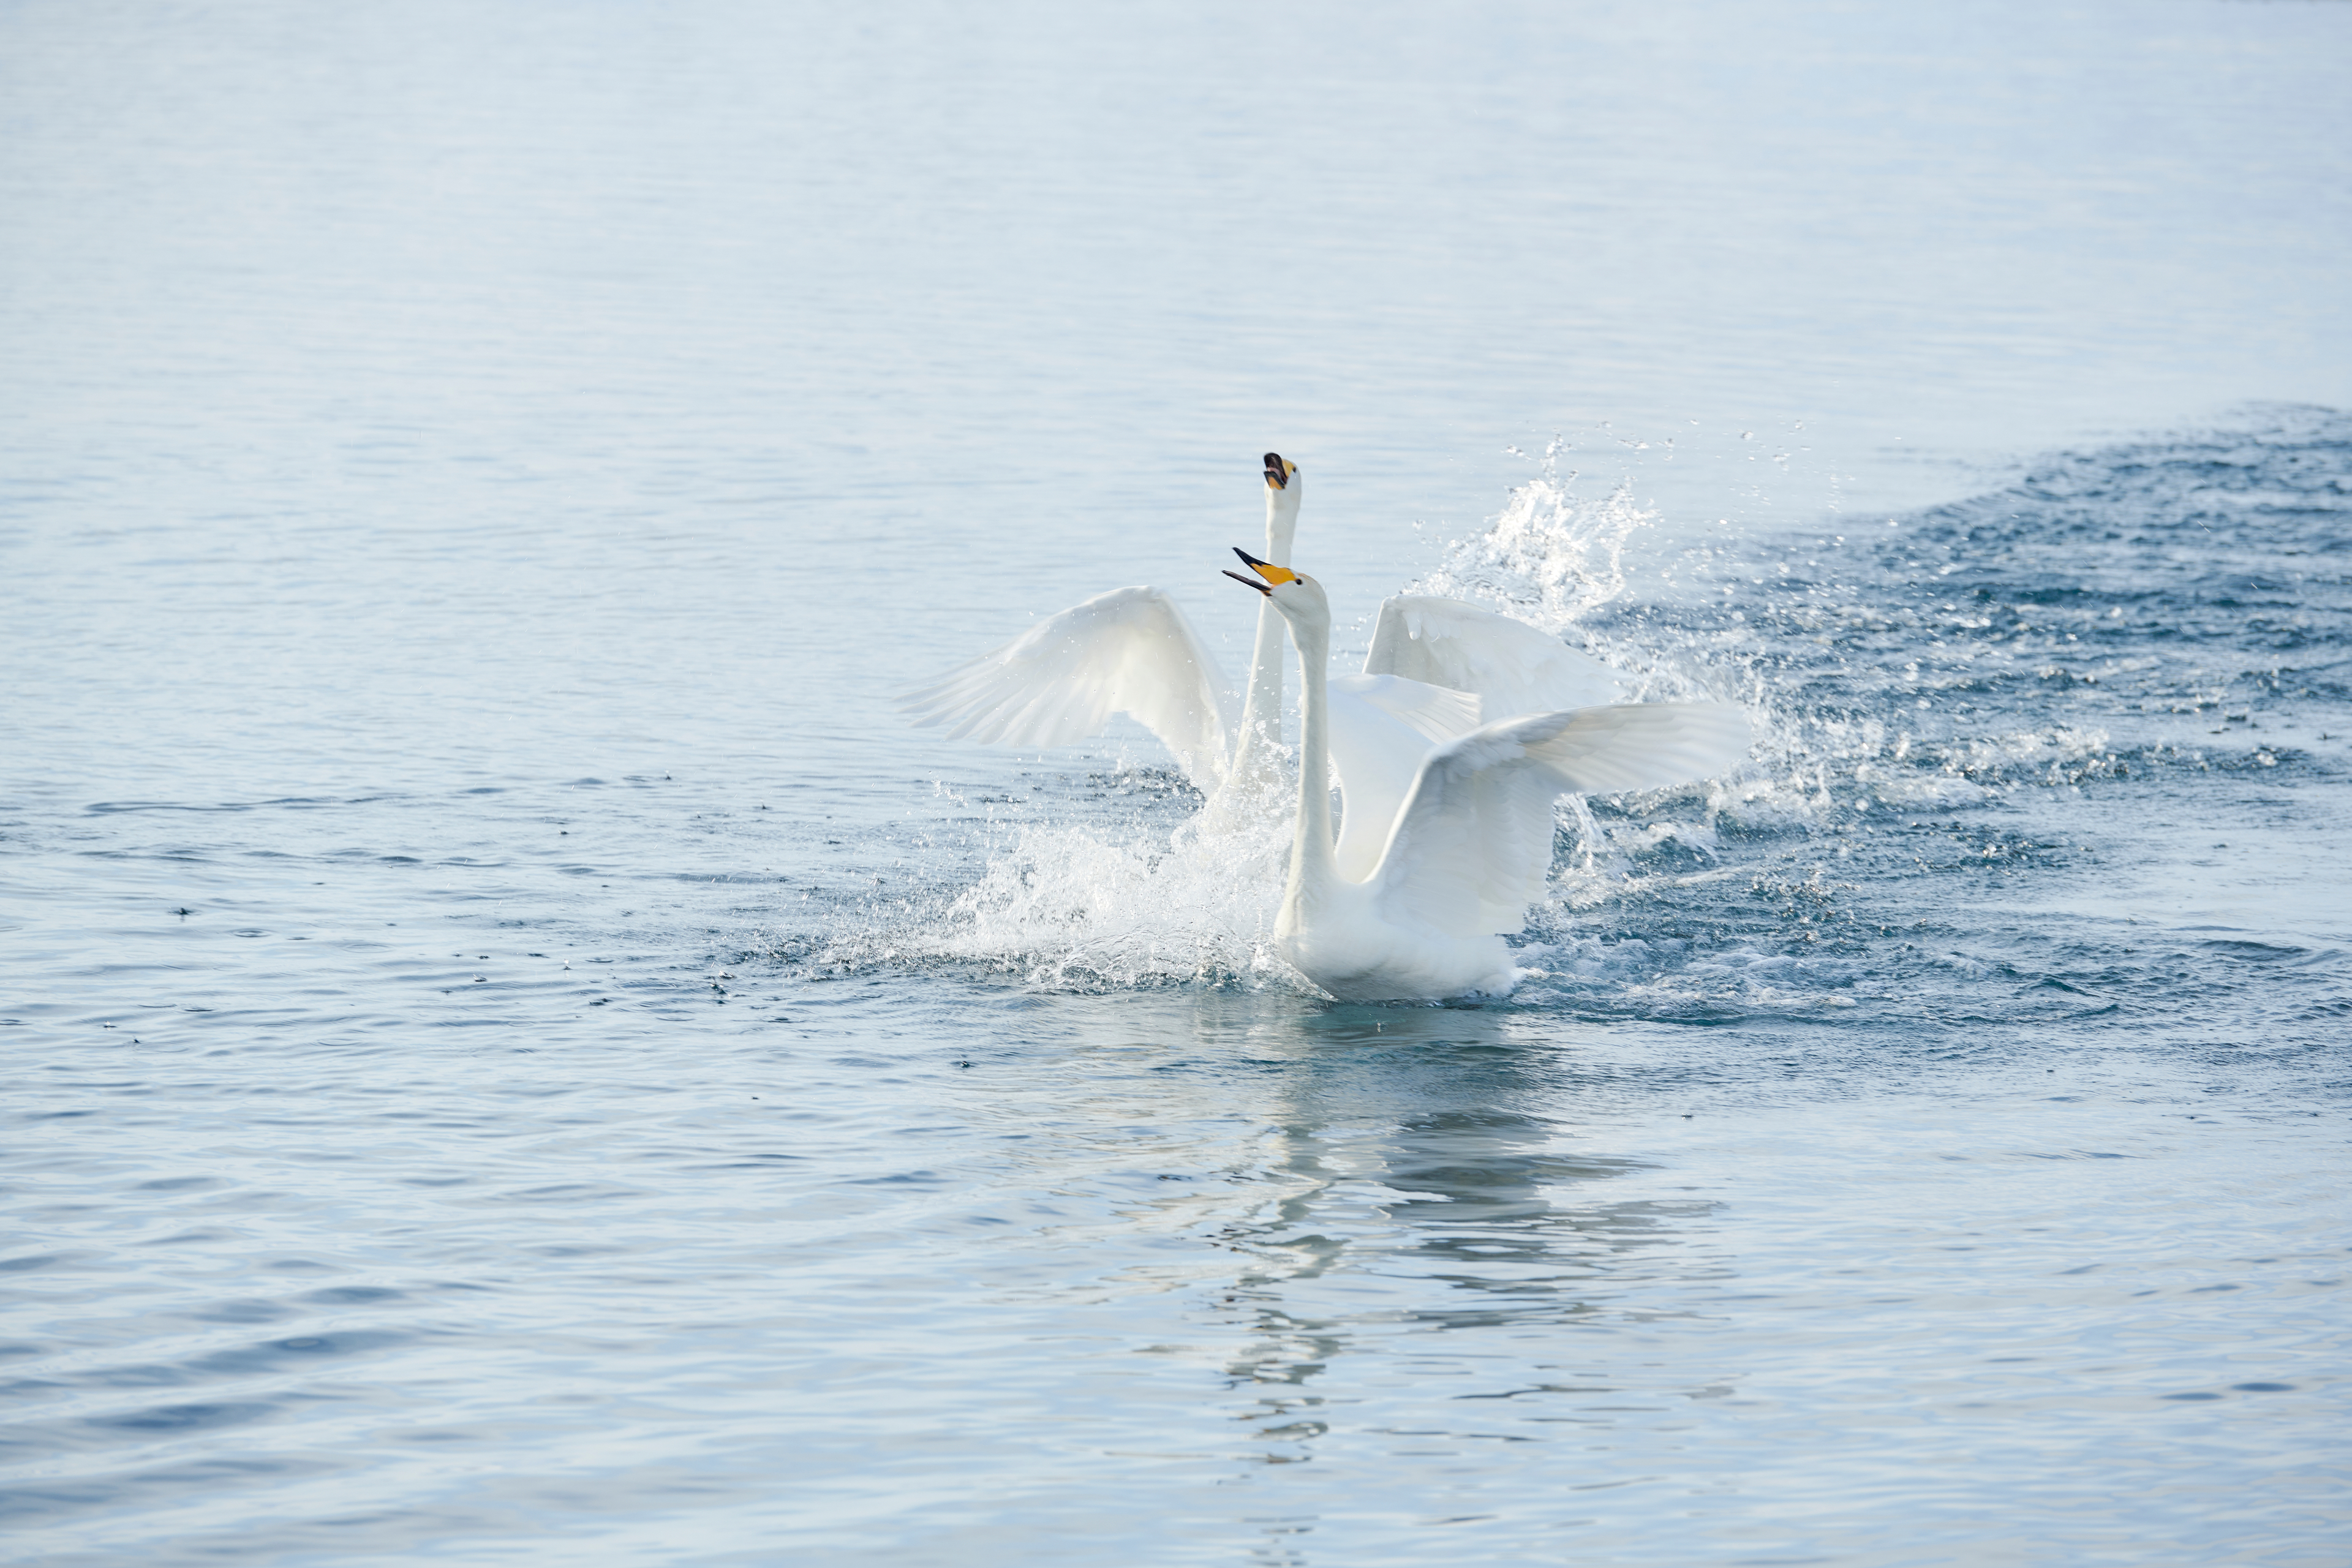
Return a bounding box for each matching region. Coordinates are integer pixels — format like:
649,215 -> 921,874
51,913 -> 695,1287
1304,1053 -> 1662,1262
3,2 -> 2349,1564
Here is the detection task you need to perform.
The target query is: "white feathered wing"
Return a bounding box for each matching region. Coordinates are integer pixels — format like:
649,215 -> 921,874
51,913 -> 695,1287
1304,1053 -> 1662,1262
899,587 -> 1236,788
1368,702 -> 1753,937
1324,674 -> 1482,880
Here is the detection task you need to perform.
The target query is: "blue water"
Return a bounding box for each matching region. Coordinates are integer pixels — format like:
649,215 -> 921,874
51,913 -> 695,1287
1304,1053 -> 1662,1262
5,2 -> 2350,1564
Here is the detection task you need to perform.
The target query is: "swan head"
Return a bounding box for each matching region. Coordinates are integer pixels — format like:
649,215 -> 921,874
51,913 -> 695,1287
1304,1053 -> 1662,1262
1224,547 -> 1330,632
1262,451 -> 1302,537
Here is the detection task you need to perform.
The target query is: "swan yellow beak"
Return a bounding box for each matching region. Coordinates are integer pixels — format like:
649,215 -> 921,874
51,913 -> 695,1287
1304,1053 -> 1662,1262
1262,453 -> 1295,490
1223,547 -> 1297,594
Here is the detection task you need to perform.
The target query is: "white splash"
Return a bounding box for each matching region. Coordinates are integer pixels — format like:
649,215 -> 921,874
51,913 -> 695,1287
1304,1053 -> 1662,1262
923,782 -> 1302,990
1414,437 -> 1651,641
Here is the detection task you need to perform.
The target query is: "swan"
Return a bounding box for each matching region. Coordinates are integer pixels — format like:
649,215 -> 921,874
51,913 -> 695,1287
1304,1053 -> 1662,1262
1224,549 -> 1752,1001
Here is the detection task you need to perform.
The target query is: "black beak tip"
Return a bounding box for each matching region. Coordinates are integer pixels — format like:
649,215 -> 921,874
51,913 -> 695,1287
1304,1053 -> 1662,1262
1232,546 -> 1272,567
1222,568 -> 1271,595
1262,452 -> 1287,489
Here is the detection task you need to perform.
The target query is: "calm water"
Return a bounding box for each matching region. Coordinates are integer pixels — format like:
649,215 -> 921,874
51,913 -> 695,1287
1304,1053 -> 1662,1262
4,2 -> 2350,1564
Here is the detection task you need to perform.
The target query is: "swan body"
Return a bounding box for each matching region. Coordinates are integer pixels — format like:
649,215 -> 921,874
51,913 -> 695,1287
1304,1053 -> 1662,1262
1229,554 -> 1751,1001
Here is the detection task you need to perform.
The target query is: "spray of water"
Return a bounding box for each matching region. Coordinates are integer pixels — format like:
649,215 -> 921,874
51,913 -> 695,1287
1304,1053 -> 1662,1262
921,776 -> 1301,990
1414,437 -> 1646,631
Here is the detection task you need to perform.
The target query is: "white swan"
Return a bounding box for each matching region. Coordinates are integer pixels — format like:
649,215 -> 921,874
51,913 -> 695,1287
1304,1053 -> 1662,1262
1226,549 -> 1752,1001
900,453 -> 1303,797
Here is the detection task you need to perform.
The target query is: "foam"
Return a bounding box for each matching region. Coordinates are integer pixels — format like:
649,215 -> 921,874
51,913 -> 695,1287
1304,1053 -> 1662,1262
813,771 -> 1313,992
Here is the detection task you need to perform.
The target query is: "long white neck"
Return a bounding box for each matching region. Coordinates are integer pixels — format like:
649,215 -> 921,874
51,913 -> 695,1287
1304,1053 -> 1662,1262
1280,610 -> 1338,928
1229,491 -> 1298,784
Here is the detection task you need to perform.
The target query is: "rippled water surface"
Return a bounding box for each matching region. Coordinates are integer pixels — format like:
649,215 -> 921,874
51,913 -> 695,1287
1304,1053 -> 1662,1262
5,2 -> 2350,1564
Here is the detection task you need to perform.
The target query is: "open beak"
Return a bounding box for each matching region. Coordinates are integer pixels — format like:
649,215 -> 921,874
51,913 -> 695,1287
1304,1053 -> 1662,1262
1223,546 -> 1298,595
1262,453 -> 1294,491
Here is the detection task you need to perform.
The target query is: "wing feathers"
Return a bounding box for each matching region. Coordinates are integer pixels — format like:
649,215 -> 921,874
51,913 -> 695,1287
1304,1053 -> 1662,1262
901,587 -> 1235,785
1370,702 -> 1751,938
1330,672 -> 1482,747
1521,702 -> 1753,796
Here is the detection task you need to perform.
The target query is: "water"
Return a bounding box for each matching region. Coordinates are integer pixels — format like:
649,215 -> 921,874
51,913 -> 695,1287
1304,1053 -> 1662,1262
4,2 -> 2350,1563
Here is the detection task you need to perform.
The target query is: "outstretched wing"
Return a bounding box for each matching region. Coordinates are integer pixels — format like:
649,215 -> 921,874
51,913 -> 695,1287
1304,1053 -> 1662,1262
1325,674 -> 1482,881
1370,703 -> 1751,937
1365,595 -> 1627,718
900,587 -> 1236,786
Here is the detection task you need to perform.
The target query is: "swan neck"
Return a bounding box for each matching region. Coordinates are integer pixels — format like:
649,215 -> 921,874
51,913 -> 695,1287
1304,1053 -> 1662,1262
1262,488 -> 1297,568
1231,497 -> 1295,775
1289,617 -> 1338,894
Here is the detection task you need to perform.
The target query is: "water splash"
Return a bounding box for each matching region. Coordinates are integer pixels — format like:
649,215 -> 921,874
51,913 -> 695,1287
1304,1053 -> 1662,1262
796,766 -> 1317,993
1414,438 -> 1649,630
921,785 -> 1302,990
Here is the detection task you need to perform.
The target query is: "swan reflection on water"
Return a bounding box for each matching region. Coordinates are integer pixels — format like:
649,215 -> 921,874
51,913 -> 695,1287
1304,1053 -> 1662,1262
1130,1001 -> 1725,1463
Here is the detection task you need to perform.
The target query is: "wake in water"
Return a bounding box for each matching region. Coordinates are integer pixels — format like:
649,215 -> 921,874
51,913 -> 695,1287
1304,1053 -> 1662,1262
794,409 -> 2351,1035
